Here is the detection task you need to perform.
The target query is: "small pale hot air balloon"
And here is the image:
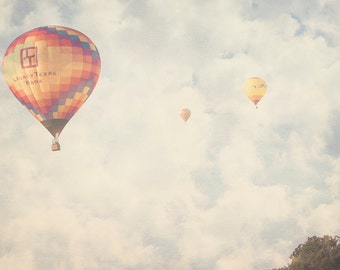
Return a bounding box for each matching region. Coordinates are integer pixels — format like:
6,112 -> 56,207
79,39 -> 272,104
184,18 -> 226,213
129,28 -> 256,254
243,77 -> 267,108
2,25 -> 101,151
180,108 -> 191,122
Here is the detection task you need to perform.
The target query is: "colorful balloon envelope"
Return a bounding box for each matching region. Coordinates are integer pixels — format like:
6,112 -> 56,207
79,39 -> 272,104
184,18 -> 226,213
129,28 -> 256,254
180,108 -> 191,122
2,25 -> 101,151
243,77 -> 267,108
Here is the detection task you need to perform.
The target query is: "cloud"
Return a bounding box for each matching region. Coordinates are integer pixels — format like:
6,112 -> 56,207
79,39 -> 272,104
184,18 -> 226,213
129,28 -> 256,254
0,0 -> 339,269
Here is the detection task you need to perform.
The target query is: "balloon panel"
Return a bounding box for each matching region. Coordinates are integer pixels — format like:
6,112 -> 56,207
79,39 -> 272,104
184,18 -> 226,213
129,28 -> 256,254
2,26 -> 101,123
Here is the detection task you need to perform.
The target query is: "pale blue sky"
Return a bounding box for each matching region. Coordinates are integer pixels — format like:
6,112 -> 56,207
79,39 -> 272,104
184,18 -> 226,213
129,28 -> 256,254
0,0 -> 339,269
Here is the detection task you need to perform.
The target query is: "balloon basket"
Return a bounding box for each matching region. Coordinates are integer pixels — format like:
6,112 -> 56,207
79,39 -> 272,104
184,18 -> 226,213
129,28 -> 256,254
51,138 -> 61,151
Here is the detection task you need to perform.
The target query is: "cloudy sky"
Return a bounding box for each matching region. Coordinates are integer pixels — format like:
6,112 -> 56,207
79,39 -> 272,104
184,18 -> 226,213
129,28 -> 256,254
0,0 -> 339,269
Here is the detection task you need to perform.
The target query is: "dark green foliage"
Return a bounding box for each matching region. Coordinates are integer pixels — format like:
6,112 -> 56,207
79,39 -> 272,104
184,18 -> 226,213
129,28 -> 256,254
270,235 -> 340,270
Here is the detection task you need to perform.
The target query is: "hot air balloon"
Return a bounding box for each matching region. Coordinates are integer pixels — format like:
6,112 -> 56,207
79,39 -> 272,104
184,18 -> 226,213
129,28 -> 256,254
243,77 -> 267,108
2,25 -> 101,151
180,108 -> 191,122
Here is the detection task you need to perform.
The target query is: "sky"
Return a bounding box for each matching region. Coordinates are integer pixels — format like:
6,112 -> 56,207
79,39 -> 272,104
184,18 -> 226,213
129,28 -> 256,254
0,0 -> 339,269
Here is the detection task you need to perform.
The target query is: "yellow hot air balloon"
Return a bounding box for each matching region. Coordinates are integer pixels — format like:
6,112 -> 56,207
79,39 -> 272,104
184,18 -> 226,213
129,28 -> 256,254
2,25 -> 101,151
180,108 -> 191,122
243,77 -> 267,108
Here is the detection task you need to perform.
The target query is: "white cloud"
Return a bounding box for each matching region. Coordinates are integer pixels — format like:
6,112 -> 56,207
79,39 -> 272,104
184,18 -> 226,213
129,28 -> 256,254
0,0 -> 339,269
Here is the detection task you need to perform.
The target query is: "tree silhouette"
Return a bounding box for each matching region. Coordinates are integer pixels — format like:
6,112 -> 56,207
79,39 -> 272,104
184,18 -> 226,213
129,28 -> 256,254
270,235 -> 340,270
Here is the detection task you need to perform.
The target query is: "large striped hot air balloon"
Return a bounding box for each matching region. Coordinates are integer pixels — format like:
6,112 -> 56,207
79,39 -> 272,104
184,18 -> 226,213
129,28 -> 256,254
243,77 -> 267,108
2,25 -> 101,151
